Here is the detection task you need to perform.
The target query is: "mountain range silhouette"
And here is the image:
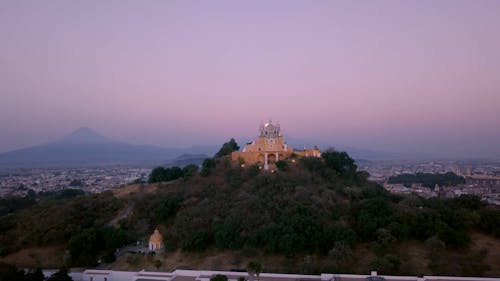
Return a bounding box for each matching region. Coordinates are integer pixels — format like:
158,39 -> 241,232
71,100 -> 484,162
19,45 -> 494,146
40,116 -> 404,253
0,127 -> 216,167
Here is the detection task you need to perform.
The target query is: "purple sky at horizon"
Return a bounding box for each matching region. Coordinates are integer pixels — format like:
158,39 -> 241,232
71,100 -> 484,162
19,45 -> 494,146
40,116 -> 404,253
1,0 -> 499,157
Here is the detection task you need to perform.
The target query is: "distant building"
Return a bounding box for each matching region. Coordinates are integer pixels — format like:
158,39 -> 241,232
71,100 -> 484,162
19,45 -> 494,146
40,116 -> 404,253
465,175 -> 500,187
231,120 -> 321,170
148,229 -> 164,252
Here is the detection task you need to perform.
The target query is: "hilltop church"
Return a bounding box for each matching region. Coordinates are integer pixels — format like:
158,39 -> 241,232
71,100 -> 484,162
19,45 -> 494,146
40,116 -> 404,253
231,121 -> 321,170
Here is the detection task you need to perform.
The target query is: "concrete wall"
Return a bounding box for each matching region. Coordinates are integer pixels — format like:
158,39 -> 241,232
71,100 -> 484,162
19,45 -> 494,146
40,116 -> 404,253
72,269 -> 500,281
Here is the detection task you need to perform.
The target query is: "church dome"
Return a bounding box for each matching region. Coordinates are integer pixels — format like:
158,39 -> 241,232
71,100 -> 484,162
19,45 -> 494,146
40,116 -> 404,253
149,229 -> 163,244
260,120 -> 280,138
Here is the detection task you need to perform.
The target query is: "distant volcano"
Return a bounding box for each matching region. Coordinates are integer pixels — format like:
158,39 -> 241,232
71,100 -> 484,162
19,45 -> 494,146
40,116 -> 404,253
0,128 -> 217,168
60,127 -> 112,143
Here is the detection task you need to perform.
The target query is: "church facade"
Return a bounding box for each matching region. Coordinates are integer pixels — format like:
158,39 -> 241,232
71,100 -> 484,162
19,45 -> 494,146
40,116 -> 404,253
231,121 -> 321,170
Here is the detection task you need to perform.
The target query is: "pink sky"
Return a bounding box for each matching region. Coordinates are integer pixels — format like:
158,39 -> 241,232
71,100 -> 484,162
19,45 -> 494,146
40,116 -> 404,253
1,0 -> 499,157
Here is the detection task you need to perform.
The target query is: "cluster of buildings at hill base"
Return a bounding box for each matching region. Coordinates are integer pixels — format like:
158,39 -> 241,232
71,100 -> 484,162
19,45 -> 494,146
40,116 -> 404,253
231,120 -> 321,171
382,173 -> 500,204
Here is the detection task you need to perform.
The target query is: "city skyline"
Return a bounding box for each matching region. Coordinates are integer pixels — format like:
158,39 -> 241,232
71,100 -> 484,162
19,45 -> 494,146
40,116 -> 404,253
1,0 -> 500,158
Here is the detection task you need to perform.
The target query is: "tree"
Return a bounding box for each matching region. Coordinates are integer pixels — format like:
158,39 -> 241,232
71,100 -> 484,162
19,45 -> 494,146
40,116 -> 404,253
148,167 -> 167,183
167,166 -> 184,180
354,197 -> 393,240
214,138 -> 240,158
181,230 -> 210,251
247,261 -> 262,281
225,167 -> 243,188
210,275 -> 228,281
322,149 -> 357,175
0,196 -> 36,216
213,216 -> 243,249
298,156 -> 324,173
154,259 -> 162,269
25,268 -> 45,281
148,166 -> 185,183
153,196 -> 183,222
200,158 -> 216,177
275,160 -> 289,171
370,255 -> 402,275
0,262 -> 25,281
182,164 -> 199,179
478,207 -> 500,237
47,268 -> 73,281
68,227 -> 99,266
425,236 -> 445,251
328,240 -> 352,268
242,164 -> 261,178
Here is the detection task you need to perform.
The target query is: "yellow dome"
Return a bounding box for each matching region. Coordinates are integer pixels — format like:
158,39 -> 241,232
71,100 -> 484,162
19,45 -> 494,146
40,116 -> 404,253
149,229 -> 163,244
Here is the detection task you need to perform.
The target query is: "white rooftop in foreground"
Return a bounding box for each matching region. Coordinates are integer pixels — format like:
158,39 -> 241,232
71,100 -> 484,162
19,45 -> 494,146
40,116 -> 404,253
44,269 -> 500,281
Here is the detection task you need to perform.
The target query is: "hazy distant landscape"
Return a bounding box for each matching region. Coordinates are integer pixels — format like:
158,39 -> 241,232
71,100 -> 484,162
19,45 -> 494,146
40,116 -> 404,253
2,127 -> 498,170
0,127 -> 405,168
0,127 -> 216,168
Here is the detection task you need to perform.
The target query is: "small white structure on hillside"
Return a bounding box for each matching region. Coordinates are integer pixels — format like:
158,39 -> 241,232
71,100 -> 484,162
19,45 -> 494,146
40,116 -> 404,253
148,228 -> 164,251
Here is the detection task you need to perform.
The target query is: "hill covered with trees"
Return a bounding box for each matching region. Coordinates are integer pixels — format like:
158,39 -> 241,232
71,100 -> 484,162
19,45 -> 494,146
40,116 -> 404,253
0,144 -> 499,277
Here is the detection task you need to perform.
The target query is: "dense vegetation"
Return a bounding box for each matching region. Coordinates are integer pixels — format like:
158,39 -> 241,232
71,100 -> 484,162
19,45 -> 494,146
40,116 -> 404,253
148,165 -> 198,183
147,137 -> 240,184
0,189 -> 85,216
0,196 -> 35,216
214,138 -> 240,158
0,143 -> 499,276
388,172 -> 465,188
0,263 -> 44,281
0,263 -> 71,281
0,190 -> 129,266
122,148 -> 499,276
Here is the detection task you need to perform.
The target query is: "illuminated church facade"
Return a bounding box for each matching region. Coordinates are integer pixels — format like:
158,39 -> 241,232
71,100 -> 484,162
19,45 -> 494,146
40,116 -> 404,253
231,121 -> 321,170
